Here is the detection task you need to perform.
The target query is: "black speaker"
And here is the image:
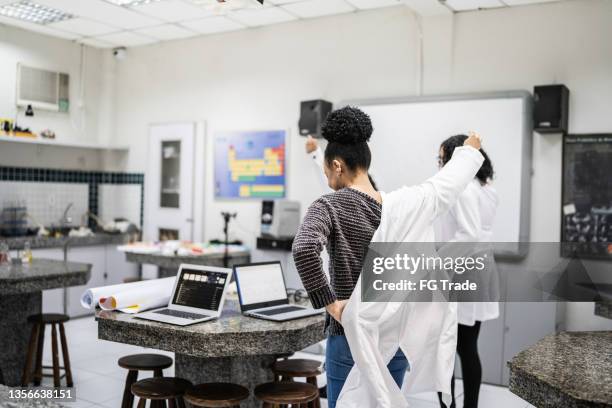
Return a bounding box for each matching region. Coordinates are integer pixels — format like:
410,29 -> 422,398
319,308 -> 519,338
533,84 -> 569,134
299,99 -> 333,138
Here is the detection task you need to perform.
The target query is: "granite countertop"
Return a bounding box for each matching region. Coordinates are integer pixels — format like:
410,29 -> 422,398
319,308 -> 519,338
0,259 -> 91,295
96,299 -> 325,358
2,233 -> 132,251
124,250 -> 251,269
508,331 -> 612,407
0,386 -> 65,408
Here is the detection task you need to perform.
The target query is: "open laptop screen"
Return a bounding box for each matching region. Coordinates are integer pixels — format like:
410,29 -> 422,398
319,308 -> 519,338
171,268 -> 227,311
234,262 -> 288,311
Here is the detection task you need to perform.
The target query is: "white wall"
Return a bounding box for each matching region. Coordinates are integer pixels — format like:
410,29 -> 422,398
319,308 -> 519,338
0,24 -> 117,170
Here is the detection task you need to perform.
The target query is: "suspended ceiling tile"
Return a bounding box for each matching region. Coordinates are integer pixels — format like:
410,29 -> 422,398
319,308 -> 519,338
281,0 -> 355,19
230,6 -> 296,26
445,0 -> 505,11
135,0 -> 214,22
0,14 -> 81,39
49,17 -> 119,36
134,23 -> 198,40
180,15 -> 245,34
345,0 -> 404,10
37,0 -> 164,29
503,0 -> 559,5
97,30 -> 158,46
404,0 -> 451,15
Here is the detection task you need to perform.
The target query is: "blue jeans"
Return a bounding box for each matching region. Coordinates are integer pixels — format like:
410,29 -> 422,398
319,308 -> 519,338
325,335 -> 409,408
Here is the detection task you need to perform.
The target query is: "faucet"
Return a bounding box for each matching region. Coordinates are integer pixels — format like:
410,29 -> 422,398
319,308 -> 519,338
60,203 -> 74,227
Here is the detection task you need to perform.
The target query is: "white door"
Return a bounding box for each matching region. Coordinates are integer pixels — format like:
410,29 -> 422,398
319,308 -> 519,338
145,122 -> 196,242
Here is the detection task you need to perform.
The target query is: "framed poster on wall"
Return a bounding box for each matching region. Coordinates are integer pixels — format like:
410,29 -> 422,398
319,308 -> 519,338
561,134 -> 612,258
214,129 -> 286,199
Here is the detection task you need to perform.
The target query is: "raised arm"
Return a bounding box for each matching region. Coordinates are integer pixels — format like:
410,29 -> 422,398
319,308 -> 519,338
423,134 -> 484,220
292,198 -> 336,308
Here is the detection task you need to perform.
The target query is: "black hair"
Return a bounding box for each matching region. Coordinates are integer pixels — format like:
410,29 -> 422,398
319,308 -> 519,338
440,134 -> 494,184
321,106 -> 373,172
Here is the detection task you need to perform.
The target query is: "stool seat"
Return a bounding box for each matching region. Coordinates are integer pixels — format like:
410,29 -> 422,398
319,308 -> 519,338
255,382 -> 318,405
131,377 -> 193,400
119,353 -> 173,371
27,313 -> 69,324
271,359 -> 323,377
184,383 -> 249,407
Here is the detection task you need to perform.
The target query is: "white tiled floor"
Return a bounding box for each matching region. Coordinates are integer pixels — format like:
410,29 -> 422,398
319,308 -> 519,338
35,317 -> 533,408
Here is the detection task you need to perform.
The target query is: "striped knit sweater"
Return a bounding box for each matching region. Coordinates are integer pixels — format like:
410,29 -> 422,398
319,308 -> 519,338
292,188 -> 382,336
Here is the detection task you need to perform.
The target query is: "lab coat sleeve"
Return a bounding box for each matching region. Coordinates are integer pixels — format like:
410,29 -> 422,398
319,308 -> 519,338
310,146 -> 330,191
422,146 -> 484,221
292,198 -> 336,308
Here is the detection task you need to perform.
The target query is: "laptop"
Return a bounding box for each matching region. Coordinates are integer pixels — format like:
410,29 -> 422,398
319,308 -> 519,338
135,264 -> 232,326
233,261 -> 323,322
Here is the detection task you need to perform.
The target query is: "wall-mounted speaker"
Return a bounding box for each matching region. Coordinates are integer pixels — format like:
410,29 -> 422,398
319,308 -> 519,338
298,99 -> 333,138
533,84 -> 569,134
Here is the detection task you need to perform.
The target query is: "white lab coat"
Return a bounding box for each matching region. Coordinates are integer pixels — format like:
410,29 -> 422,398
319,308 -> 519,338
435,179 -> 500,326
337,146 -> 485,408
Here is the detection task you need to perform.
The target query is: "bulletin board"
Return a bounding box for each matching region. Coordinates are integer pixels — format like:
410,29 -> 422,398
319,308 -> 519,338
561,134 -> 612,259
214,130 -> 286,199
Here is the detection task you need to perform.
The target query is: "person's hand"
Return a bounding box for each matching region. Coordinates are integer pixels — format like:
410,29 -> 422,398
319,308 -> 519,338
326,299 -> 348,323
464,131 -> 482,150
306,135 -> 318,154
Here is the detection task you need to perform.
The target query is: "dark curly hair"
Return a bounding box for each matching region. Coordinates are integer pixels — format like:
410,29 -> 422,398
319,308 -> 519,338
440,134 -> 494,184
321,106 -> 373,172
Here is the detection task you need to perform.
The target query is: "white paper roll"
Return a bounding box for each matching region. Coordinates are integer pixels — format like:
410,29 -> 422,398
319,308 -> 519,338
80,277 -> 175,310
100,283 -> 174,312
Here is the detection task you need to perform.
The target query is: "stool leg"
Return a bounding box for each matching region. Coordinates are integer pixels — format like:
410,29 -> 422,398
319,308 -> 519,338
34,323 -> 45,386
153,368 -> 163,377
51,324 -> 61,387
122,370 -> 138,408
58,323 -> 73,387
21,323 -> 40,386
306,377 -> 320,408
136,398 -> 146,408
167,399 -> 176,408
176,397 -> 186,408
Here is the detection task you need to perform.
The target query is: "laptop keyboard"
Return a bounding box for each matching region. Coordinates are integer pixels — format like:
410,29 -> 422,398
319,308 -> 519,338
153,309 -> 208,320
255,306 -> 305,316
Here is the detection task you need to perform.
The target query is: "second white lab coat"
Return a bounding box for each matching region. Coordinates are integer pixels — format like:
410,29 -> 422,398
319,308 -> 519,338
435,179 -> 500,326
337,146 -> 485,408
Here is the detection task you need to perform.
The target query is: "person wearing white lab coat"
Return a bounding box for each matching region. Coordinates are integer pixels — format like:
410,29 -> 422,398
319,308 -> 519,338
435,134 -> 499,408
293,106 -> 485,408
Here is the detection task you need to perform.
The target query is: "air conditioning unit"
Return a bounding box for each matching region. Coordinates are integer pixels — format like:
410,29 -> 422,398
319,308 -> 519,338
16,63 -> 69,113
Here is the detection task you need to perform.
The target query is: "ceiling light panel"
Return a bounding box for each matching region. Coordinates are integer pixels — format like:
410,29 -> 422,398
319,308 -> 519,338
281,0 -> 355,19
0,1 -> 72,25
36,0 -> 164,29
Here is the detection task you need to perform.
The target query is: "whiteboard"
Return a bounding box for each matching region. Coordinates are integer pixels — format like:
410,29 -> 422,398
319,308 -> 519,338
349,92 -> 532,253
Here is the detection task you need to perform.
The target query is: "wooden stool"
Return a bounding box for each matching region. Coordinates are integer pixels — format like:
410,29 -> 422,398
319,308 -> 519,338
271,359 -> 322,408
184,383 -> 249,407
255,382 -> 318,408
21,313 -> 72,387
119,354 -> 174,408
131,377 -> 192,408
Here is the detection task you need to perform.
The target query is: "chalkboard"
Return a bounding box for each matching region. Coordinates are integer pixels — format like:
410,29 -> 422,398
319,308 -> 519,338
561,134 -> 612,259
